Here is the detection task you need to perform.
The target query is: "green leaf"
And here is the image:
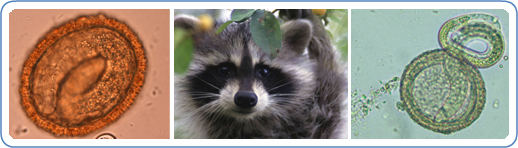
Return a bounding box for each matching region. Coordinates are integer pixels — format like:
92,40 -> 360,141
216,9 -> 256,35
174,28 -> 194,74
250,10 -> 282,60
215,21 -> 233,34
231,9 -> 256,22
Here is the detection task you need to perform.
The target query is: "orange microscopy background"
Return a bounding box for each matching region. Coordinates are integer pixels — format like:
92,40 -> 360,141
9,9 -> 170,139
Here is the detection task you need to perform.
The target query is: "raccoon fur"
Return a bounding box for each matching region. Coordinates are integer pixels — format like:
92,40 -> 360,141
174,9 -> 348,139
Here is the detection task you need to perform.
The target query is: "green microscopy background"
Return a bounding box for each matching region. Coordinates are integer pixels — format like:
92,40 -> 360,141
351,9 -> 509,139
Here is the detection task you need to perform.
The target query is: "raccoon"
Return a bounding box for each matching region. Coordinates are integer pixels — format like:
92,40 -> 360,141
174,9 -> 347,139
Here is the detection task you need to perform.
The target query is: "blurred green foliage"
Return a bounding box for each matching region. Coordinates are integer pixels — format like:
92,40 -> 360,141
325,9 -> 349,61
173,28 -> 193,74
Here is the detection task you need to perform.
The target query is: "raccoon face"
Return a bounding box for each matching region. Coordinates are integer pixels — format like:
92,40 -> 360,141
187,52 -> 294,118
176,15 -> 315,120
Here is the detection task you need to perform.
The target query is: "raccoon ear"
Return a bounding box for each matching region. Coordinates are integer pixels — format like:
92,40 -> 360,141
280,19 -> 313,57
174,15 -> 200,32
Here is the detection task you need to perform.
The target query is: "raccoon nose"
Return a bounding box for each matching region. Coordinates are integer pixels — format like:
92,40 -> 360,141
234,91 -> 258,108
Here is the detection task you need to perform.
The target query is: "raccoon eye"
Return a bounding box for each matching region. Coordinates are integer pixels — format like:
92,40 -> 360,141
258,67 -> 270,78
218,65 -> 232,77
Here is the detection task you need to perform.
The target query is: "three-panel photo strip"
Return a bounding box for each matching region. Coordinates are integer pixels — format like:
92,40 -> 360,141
3,1 -> 516,147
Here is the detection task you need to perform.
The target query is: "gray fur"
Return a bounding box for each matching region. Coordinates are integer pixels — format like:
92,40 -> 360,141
175,9 -> 347,139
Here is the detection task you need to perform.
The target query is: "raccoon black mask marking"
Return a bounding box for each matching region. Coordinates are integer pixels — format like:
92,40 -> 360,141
175,9 -> 347,139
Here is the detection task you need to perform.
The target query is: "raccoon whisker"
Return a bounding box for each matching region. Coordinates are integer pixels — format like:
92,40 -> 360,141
189,92 -> 220,100
185,114 -> 206,129
269,94 -> 300,97
218,99 -> 234,107
272,100 -> 302,107
208,70 -> 227,87
185,107 -> 208,121
188,102 -> 217,116
190,92 -> 220,95
190,103 -> 222,126
271,99 -> 297,104
190,96 -> 218,100
264,107 -> 292,124
190,93 -> 220,97
264,107 -> 280,117
267,80 -> 295,92
191,93 -> 219,96
194,75 -> 222,91
191,96 -> 218,100
208,107 -> 228,133
222,124 -> 234,138
267,77 -> 288,88
205,106 -> 221,120
265,104 -> 288,114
